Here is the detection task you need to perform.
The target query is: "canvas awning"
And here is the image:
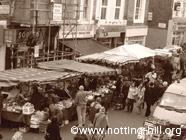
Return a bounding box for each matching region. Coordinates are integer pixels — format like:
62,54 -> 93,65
38,59 -> 116,76
0,68 -> 80,87
76,44 -> 155,65
61,39 -> 110,55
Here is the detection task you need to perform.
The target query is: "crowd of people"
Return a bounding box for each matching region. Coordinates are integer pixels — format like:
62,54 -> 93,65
0,58 -> 184,140
43,61 -> 183,140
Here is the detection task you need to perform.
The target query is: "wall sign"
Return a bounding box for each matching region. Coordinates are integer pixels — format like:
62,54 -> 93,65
53,4 -> 62,21
4,28 -> 46,44
158,23 -> 166,28
148,12 -> 153,21
0,5 -> 10,14
59,24 -> 94,39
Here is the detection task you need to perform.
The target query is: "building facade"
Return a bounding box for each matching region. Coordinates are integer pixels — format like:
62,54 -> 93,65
146,0 -> 186,49
0,0 -> 150,71
124,0 -> 149,46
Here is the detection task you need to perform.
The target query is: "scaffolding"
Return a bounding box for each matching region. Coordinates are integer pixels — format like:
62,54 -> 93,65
4,0 -> 80,68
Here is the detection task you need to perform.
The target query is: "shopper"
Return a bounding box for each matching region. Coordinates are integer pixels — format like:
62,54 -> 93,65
136,83 -> 145,114
126,81 -> 138,112
144,82 -> 156,117
93,107 -> 108,139
75,85 -> 91,127
121,77 -> 131,110
89,97 -> 102,123
115,75 -> 123,104
45,116 -> 62,140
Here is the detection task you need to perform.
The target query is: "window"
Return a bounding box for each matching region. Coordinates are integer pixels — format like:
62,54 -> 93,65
115,0 -> 121,19
134,0 -> 146,23
83,0 -> 88,19
101,0 -> 108,19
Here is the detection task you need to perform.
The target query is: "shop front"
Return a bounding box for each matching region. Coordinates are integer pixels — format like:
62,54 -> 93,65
167,19 -> 186,46
95,25 -> 126,48
125,26 -> 148,46
4,28 -> 46,69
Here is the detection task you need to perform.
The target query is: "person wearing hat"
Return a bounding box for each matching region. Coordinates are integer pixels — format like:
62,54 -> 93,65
75,85 -> 91,127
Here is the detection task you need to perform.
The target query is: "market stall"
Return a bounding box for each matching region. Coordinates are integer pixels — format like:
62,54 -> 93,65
76,44 -> 158,80
38,59 -> 117,112
0,68 -> 81,131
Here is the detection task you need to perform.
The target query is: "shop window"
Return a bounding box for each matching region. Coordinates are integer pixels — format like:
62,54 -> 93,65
101,0 -> 108,19
83,0 -> 88,19
134,0 -> 146,23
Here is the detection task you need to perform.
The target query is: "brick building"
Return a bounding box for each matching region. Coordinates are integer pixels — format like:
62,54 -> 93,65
146,0 -> 186,49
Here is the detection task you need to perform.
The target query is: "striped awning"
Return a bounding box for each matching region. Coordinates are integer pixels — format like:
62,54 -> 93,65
0,68 -> 80,87
38,59 -> 116,76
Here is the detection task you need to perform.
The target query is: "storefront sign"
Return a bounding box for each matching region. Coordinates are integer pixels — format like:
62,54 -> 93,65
4,28 -> 46,44
58,24 -> 94,39
0,5 -> 10,14
172,21 -> 186,31
53,4 -> 62,21
96,25 -> 125,38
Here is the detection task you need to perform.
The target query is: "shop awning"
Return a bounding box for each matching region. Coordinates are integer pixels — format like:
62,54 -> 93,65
0,68 -> 80,87
38,59 -> 116,76
61,39 -> 110,55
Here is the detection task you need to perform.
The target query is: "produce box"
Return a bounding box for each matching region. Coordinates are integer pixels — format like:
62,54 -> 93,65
22,102 -> 35,115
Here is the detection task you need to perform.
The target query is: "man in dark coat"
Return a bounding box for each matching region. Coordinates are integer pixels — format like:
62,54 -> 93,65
45,117 -> 62,140
144,82 -> 156,117
121,77 -> 131,109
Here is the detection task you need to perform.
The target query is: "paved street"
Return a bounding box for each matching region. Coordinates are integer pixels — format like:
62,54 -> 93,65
0,105 -> 155,140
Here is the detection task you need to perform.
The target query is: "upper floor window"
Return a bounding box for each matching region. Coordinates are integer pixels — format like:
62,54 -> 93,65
101,0 -> 108,19
83,0 -> 88,19
134,0 -> 146,23
115,0 -> 121,19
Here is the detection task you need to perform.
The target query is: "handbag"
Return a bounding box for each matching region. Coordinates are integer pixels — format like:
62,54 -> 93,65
44,134 -> 50,140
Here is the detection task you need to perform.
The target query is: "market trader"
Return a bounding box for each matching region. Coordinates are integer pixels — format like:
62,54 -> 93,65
75,85 -> 91,127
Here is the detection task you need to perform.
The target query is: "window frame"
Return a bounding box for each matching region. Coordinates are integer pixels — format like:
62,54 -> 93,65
100,0 -> 108,20
114,0 -> 121,20
83,0 -> 88,19
133,0 -> 146,23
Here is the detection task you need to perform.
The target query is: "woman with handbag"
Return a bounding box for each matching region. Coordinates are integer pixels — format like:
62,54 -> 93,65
126,81 -> 138,112
45,116 -> 62,140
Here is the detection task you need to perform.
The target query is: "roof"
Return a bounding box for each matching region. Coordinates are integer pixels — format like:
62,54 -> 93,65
0,68 -> 80,87
38,59 -> 116,76
165,78 -> 186,96
62,39 -> 110,55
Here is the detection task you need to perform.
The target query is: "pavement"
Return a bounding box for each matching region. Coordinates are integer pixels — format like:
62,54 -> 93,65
0,104 -> 156,140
